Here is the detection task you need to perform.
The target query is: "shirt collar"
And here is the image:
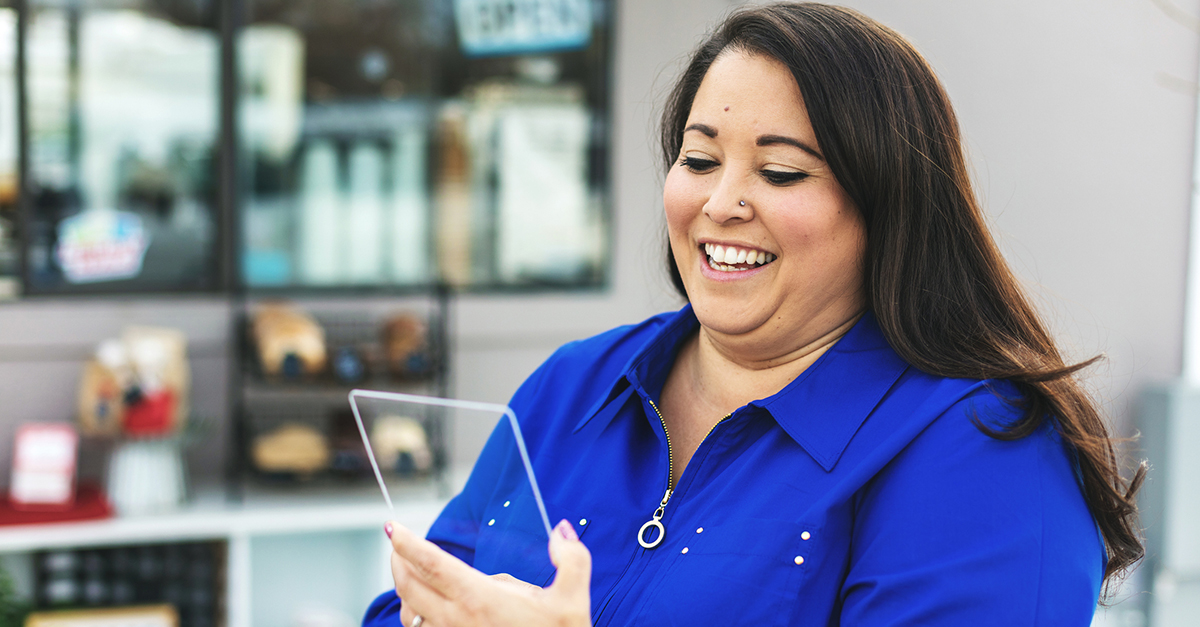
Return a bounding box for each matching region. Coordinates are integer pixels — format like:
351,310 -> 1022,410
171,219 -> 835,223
755,311 -> 909,471
574,306 -> 909,472
572,306 -> 699,433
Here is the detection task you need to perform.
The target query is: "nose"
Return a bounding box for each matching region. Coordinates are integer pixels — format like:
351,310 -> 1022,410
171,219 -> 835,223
702,172 -> 753,225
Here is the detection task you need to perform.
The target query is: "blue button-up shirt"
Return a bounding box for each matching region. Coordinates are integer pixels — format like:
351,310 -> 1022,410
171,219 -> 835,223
365,307 -> 1103,626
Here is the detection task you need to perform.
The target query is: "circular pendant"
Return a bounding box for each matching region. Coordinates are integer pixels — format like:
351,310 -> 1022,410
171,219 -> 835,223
638,519 -> 665,549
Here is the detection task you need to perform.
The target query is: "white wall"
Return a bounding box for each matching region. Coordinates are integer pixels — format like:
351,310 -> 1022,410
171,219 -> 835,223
0,0 -> 1193,510
849,0 -> 1197,436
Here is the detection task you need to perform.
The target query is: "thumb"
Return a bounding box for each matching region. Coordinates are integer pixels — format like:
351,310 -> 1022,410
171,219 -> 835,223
547,519 -> 592,599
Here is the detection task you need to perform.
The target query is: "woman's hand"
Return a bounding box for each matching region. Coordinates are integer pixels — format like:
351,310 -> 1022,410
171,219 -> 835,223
386,519 -> 592,627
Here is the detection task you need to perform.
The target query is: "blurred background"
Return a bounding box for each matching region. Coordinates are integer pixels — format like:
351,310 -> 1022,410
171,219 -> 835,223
0,0 -> 1193,625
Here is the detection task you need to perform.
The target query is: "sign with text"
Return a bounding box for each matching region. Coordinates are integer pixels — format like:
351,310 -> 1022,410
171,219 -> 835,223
10,423 -> 78,508
454,0 -> 593,57
55,209 -> 150,283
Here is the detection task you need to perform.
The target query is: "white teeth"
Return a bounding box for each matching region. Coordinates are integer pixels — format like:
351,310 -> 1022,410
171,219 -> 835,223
703,243 -> 777,271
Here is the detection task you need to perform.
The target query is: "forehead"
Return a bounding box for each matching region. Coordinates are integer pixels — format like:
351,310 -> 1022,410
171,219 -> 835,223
687,50 -> 813,137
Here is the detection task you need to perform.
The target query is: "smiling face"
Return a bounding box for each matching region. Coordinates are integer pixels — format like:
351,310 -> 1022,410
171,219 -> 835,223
664,49 -> 867,356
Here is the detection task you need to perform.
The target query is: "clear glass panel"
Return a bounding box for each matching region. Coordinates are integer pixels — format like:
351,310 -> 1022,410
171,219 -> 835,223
350,390 -> 555,571
0,4 -> 17,298
239,0 -> 610,290
24,0 -> 219,293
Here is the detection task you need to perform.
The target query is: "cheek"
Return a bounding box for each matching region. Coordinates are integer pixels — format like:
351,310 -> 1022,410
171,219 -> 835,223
772,196 -> 865,266
663,168 -> 703,232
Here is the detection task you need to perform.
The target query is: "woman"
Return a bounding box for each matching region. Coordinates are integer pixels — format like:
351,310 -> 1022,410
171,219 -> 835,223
366,3 -> 1144,625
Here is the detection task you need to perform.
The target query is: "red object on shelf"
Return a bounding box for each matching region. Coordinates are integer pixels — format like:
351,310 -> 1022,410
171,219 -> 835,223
124,390 -> 176,437
0,483 -> 113,527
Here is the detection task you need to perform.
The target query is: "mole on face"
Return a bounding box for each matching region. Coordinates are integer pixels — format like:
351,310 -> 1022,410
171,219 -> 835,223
724,106 -> 730,111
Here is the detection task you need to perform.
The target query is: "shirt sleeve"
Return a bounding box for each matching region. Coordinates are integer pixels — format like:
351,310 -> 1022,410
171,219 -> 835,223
837,388 -> 1104,627
361,349 -> 560,627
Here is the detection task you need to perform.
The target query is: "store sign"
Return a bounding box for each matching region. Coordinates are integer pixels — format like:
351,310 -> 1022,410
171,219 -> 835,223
55,209 -> 150,283
454,0 -> 592,56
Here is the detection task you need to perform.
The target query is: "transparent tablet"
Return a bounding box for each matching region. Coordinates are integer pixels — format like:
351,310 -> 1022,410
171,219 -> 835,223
348,389 -> 553,540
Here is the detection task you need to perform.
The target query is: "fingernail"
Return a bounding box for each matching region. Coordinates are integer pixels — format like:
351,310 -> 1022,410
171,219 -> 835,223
385,522 -> 394,538
555,519 -> 578,541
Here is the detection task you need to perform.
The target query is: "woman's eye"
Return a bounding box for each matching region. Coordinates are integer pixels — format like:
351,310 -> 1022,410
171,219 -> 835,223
761,169 -> 808,185
679,156 -> 718,173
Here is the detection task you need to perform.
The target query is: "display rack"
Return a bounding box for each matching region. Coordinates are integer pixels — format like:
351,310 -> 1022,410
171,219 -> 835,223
226,285 -> 454,504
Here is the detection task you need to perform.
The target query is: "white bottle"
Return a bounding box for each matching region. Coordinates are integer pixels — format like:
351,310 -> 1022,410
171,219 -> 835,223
346,141 -> 386,283
390,126 -> 430,284
299,140 -> 341,284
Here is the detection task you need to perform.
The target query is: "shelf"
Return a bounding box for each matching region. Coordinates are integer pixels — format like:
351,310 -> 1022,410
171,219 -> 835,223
240,379 -> 433,402
0,490 -> 451,627
0,490 -> 448,553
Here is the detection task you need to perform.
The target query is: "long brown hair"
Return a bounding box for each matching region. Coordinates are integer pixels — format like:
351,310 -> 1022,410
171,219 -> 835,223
661,3 -> 1144,591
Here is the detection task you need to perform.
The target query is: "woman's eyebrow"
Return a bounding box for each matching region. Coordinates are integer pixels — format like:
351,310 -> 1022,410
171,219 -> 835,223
758,134 -> 825,161
683,123 -> 718,137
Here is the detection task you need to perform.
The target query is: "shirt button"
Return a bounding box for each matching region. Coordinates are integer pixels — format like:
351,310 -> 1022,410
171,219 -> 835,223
696,527 -> 704,534
488,519 -> 496,526
681,547 -> 689,554
579,518 -> 588,526
503,501 -> 511,507
801,531 -> 811,540
794,555 -> 805,565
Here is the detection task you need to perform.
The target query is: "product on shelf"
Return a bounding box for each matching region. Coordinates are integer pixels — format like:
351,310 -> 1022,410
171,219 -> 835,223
382,312 -> 431,379
331,345 -> 368,383
9,424 -> 78,509
78,326 -> 190,438
252,423 -> 331,475
252,303 -> 327,378
370,415 -> 432,475
107,439 -> 187,516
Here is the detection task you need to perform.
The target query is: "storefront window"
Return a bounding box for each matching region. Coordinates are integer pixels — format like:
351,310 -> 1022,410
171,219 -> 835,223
5,0 -> 610,296
239,0 -> 610,290
23,0 -> 219,294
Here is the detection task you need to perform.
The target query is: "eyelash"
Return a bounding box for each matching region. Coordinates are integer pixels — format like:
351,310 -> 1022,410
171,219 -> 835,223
677,157 -> 809,186
761,170 -> 808,185
678,156 -> 717,172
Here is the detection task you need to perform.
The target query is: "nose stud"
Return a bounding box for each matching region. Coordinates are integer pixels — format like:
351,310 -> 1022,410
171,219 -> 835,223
739,200 -> 746,206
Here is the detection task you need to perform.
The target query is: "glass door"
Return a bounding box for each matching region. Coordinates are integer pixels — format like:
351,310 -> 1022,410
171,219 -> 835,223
238,0 -> 612,291
22,0 -> 221,294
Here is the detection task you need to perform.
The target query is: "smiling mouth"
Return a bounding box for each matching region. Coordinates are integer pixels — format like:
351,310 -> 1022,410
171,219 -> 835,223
703,243 -> 776,272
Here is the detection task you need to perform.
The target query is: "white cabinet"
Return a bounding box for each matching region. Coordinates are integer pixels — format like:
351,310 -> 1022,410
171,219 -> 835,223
0,492 -> 447,627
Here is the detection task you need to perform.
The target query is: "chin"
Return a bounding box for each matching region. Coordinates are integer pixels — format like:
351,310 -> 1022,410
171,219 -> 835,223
689,297 -> 775,338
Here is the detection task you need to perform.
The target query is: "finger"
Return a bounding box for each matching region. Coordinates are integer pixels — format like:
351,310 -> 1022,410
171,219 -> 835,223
388,521 -> 486,600
547,519 -> 592,601
399,604 -> 415,627
398,605 -> 424,627
391,551 -> 453,624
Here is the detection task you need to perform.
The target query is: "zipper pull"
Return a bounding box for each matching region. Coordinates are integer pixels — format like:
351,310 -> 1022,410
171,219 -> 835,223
637,488 -> 672,549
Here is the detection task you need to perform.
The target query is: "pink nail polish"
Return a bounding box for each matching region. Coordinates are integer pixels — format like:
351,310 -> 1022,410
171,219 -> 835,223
556,519 -> 578,541
385,522 -> 394,538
